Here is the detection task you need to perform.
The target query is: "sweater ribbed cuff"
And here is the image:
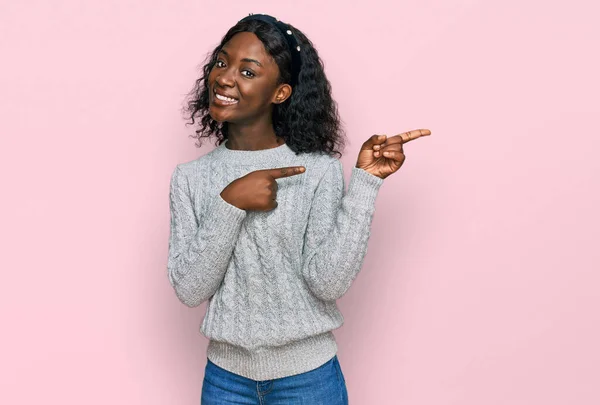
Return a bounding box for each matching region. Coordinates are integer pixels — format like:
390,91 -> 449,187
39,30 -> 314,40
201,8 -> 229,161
213,194 -> 247,223
346,167 -> 384,210
203,195 -> 247,262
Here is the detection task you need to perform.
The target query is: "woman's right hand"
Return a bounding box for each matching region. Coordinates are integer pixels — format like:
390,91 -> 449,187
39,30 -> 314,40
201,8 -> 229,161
220,166 -> 306,211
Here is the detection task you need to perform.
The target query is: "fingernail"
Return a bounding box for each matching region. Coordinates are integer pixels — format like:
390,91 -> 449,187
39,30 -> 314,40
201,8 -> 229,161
373,145 -> 380,150
384,152 -> 390,156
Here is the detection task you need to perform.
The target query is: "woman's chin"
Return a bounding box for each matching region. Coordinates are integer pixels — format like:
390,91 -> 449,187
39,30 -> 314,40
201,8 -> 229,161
208,108 -> 230,123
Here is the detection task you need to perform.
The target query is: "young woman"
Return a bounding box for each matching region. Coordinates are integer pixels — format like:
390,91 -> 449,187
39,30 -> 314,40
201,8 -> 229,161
167,13 -> 430,404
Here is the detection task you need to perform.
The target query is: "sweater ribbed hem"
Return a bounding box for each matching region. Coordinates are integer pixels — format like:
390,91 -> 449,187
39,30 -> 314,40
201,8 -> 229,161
206,331 -> 338,380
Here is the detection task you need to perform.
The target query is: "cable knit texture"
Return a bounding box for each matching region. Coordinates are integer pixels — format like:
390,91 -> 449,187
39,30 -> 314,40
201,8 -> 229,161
167,140 -> 384,380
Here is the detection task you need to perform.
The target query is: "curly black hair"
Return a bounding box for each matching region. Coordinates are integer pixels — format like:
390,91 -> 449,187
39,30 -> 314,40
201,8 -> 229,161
183,18 -> 346,157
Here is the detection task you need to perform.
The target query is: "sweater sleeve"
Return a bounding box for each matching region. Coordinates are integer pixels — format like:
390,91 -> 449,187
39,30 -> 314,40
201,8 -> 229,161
301,160 -> 384,302
167,165 -> 247,307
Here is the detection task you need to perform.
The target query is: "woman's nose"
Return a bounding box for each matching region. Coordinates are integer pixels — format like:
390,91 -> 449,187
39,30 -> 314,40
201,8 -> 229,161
216,68 -> 235,87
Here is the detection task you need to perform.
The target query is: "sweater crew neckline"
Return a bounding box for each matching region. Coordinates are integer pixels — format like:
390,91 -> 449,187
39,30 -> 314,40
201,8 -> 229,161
212,140 -> 295,165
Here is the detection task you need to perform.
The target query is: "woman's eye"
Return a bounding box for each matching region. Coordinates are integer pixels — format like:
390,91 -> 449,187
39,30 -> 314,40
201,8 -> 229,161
241,70 -> 255,78
215,60 -> 225,68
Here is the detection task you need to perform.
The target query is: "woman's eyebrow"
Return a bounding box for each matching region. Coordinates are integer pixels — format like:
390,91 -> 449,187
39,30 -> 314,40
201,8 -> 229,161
220,49 -> 263,67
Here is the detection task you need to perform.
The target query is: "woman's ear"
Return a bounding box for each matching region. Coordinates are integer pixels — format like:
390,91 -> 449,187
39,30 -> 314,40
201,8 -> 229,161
273,83 -> 292,104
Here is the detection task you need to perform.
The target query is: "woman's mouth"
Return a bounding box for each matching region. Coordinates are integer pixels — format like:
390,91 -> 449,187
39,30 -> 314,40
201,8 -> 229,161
213,91 -> 239,106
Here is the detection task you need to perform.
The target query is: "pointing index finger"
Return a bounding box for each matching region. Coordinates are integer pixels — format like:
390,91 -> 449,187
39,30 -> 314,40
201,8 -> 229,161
267,166 -> 306,179
396,129 -> 431,144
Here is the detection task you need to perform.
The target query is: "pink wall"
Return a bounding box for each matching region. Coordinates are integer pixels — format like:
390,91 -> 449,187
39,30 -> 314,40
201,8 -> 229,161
1,1 -> 599,404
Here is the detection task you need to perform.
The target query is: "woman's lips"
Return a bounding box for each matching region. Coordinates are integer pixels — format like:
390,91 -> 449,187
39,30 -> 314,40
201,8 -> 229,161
213,91 -> 239,106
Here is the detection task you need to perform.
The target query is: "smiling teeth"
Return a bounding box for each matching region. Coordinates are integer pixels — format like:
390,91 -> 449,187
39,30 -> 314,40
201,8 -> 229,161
216,94 -> 238,102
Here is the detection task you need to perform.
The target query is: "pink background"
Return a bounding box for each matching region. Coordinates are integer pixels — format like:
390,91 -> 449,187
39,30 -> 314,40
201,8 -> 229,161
1,0 -> 599,404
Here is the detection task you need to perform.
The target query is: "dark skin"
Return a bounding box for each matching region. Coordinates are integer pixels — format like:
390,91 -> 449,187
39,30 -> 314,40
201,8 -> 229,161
208,31 -> 291,151
209,32 -> 430,211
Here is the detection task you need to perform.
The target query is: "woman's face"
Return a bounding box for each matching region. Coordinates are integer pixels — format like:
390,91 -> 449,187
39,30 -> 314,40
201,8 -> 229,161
207,31 -> 291,124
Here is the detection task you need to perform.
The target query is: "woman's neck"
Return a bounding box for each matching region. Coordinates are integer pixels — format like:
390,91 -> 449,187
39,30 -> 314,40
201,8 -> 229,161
225,120 -> 284,151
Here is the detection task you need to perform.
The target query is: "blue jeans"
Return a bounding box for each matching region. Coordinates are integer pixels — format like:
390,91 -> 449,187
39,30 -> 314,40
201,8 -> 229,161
201,355 -> 349,404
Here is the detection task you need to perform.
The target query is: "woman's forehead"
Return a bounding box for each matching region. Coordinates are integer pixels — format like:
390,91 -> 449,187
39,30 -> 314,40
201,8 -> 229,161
221,32 -> 274,65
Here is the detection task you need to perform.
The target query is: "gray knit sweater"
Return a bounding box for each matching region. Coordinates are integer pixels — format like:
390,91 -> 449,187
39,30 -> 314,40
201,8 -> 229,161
167,140 -> 384,380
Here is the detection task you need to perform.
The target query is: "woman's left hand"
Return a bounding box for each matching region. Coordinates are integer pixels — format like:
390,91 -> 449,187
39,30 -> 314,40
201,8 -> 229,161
355,129 -> 431,179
